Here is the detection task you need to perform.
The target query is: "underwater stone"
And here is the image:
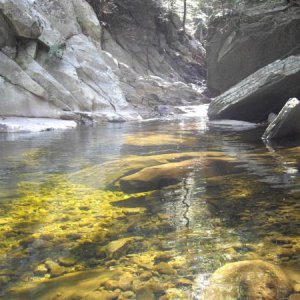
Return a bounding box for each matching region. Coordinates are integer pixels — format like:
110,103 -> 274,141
105,237 -> 143,259
119,159 -> 197,192
154,262 -> 176,275
57,256 -> 76,267
44,260 -> 66,277
202,260 -> 293,300
136,286 -> 155,300
33,264 -> 48,276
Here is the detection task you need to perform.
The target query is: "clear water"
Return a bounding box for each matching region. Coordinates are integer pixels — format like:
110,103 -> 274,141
0,114 -> 300,299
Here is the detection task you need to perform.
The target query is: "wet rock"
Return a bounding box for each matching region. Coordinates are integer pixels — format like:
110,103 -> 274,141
119,159 -> 197,192
123,290 -> 134,298
33,264 -> 48,276
175,278 -> 193,287
294,284 -> 300,293
8,268 -> 122,299
104,237 -> 142,259
208,55 -> 300,122
118,272 -> 134,291
262,98 -> 300,141
202,260 -> 293,300
82,290 -> 120,300
154,251 -> 174,264
103,279 -> 120,291
136,286 -> 155,300
140,271 -> 152,281
154,262 -> 176,275
44,259 -> 66,277
207,3 -> 300,95
271,236 -> 296,246
57,256 -> 76,267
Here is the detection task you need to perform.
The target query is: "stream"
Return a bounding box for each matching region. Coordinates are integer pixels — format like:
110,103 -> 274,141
0,107 -> 300,299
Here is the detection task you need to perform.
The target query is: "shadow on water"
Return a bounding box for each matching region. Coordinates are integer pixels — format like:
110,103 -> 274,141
1,118 -> 300,299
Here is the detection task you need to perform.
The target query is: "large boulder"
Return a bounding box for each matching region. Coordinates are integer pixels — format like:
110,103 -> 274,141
207,3 -> 300,95
208,55 -> 300,122
262,98 -> 300,140
0,0 -> 42,39
201,260 -> 293,300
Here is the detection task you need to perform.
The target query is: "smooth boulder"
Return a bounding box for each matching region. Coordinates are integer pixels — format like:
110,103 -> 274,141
208,55 -> 300,122
263,98 -> 300,141
201,260 -> 293,300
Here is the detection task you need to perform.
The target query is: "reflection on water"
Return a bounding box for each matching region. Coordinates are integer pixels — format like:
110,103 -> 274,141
0,114 -> 300,299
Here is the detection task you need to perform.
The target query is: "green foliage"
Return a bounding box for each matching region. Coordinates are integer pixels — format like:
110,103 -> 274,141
47,43 -> 66,61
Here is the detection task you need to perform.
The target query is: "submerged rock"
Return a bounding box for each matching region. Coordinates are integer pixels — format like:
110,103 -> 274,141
208,55 -> 300,122
119,159 -> 197,192
8,268 -> 122,299
101,237 -> 143,259
201,260 -> 293,300
262,98 -> 300,141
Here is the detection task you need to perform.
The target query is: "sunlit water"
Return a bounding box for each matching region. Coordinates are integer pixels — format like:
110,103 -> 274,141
0,109 -> 300,299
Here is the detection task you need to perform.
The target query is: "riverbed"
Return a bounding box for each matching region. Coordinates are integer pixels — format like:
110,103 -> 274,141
0,109 -> 300,299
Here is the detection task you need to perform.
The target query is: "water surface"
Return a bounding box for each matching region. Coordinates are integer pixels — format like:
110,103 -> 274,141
0,113 -> 300,299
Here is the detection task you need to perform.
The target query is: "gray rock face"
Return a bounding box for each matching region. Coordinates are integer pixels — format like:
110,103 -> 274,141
0,0 -> 42,39
208,55 -> 300,122
94,0 -> 206,85
262,98 -> 300,140
0,0 -> 140,122
0,0 -> 208,122
207,3 -> 300,95
0,12 -> 16,50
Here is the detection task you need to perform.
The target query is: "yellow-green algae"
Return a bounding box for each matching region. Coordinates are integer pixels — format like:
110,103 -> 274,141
0,175 -> 148,277
2,145 -> 300,299
123,132 -> 200,146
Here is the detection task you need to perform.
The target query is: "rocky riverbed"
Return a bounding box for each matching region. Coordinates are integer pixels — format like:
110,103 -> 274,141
0,117 -> 300,299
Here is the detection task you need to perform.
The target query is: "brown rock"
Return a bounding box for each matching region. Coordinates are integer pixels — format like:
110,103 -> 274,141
136,287 -> 155,300
154,262 -> 176,275
120,160 -> 197,192
202,260 -> 293,300
44,259 -> 66,277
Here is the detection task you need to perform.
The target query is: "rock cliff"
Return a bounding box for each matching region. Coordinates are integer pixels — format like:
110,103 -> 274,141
208,55 -> 300,122
0,0 -> 207,123
207,1 -> 300,96
88,0 -> 208,118
207,0 -> 300,138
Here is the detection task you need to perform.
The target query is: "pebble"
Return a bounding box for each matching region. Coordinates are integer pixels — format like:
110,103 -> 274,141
154,262 -> 175,275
